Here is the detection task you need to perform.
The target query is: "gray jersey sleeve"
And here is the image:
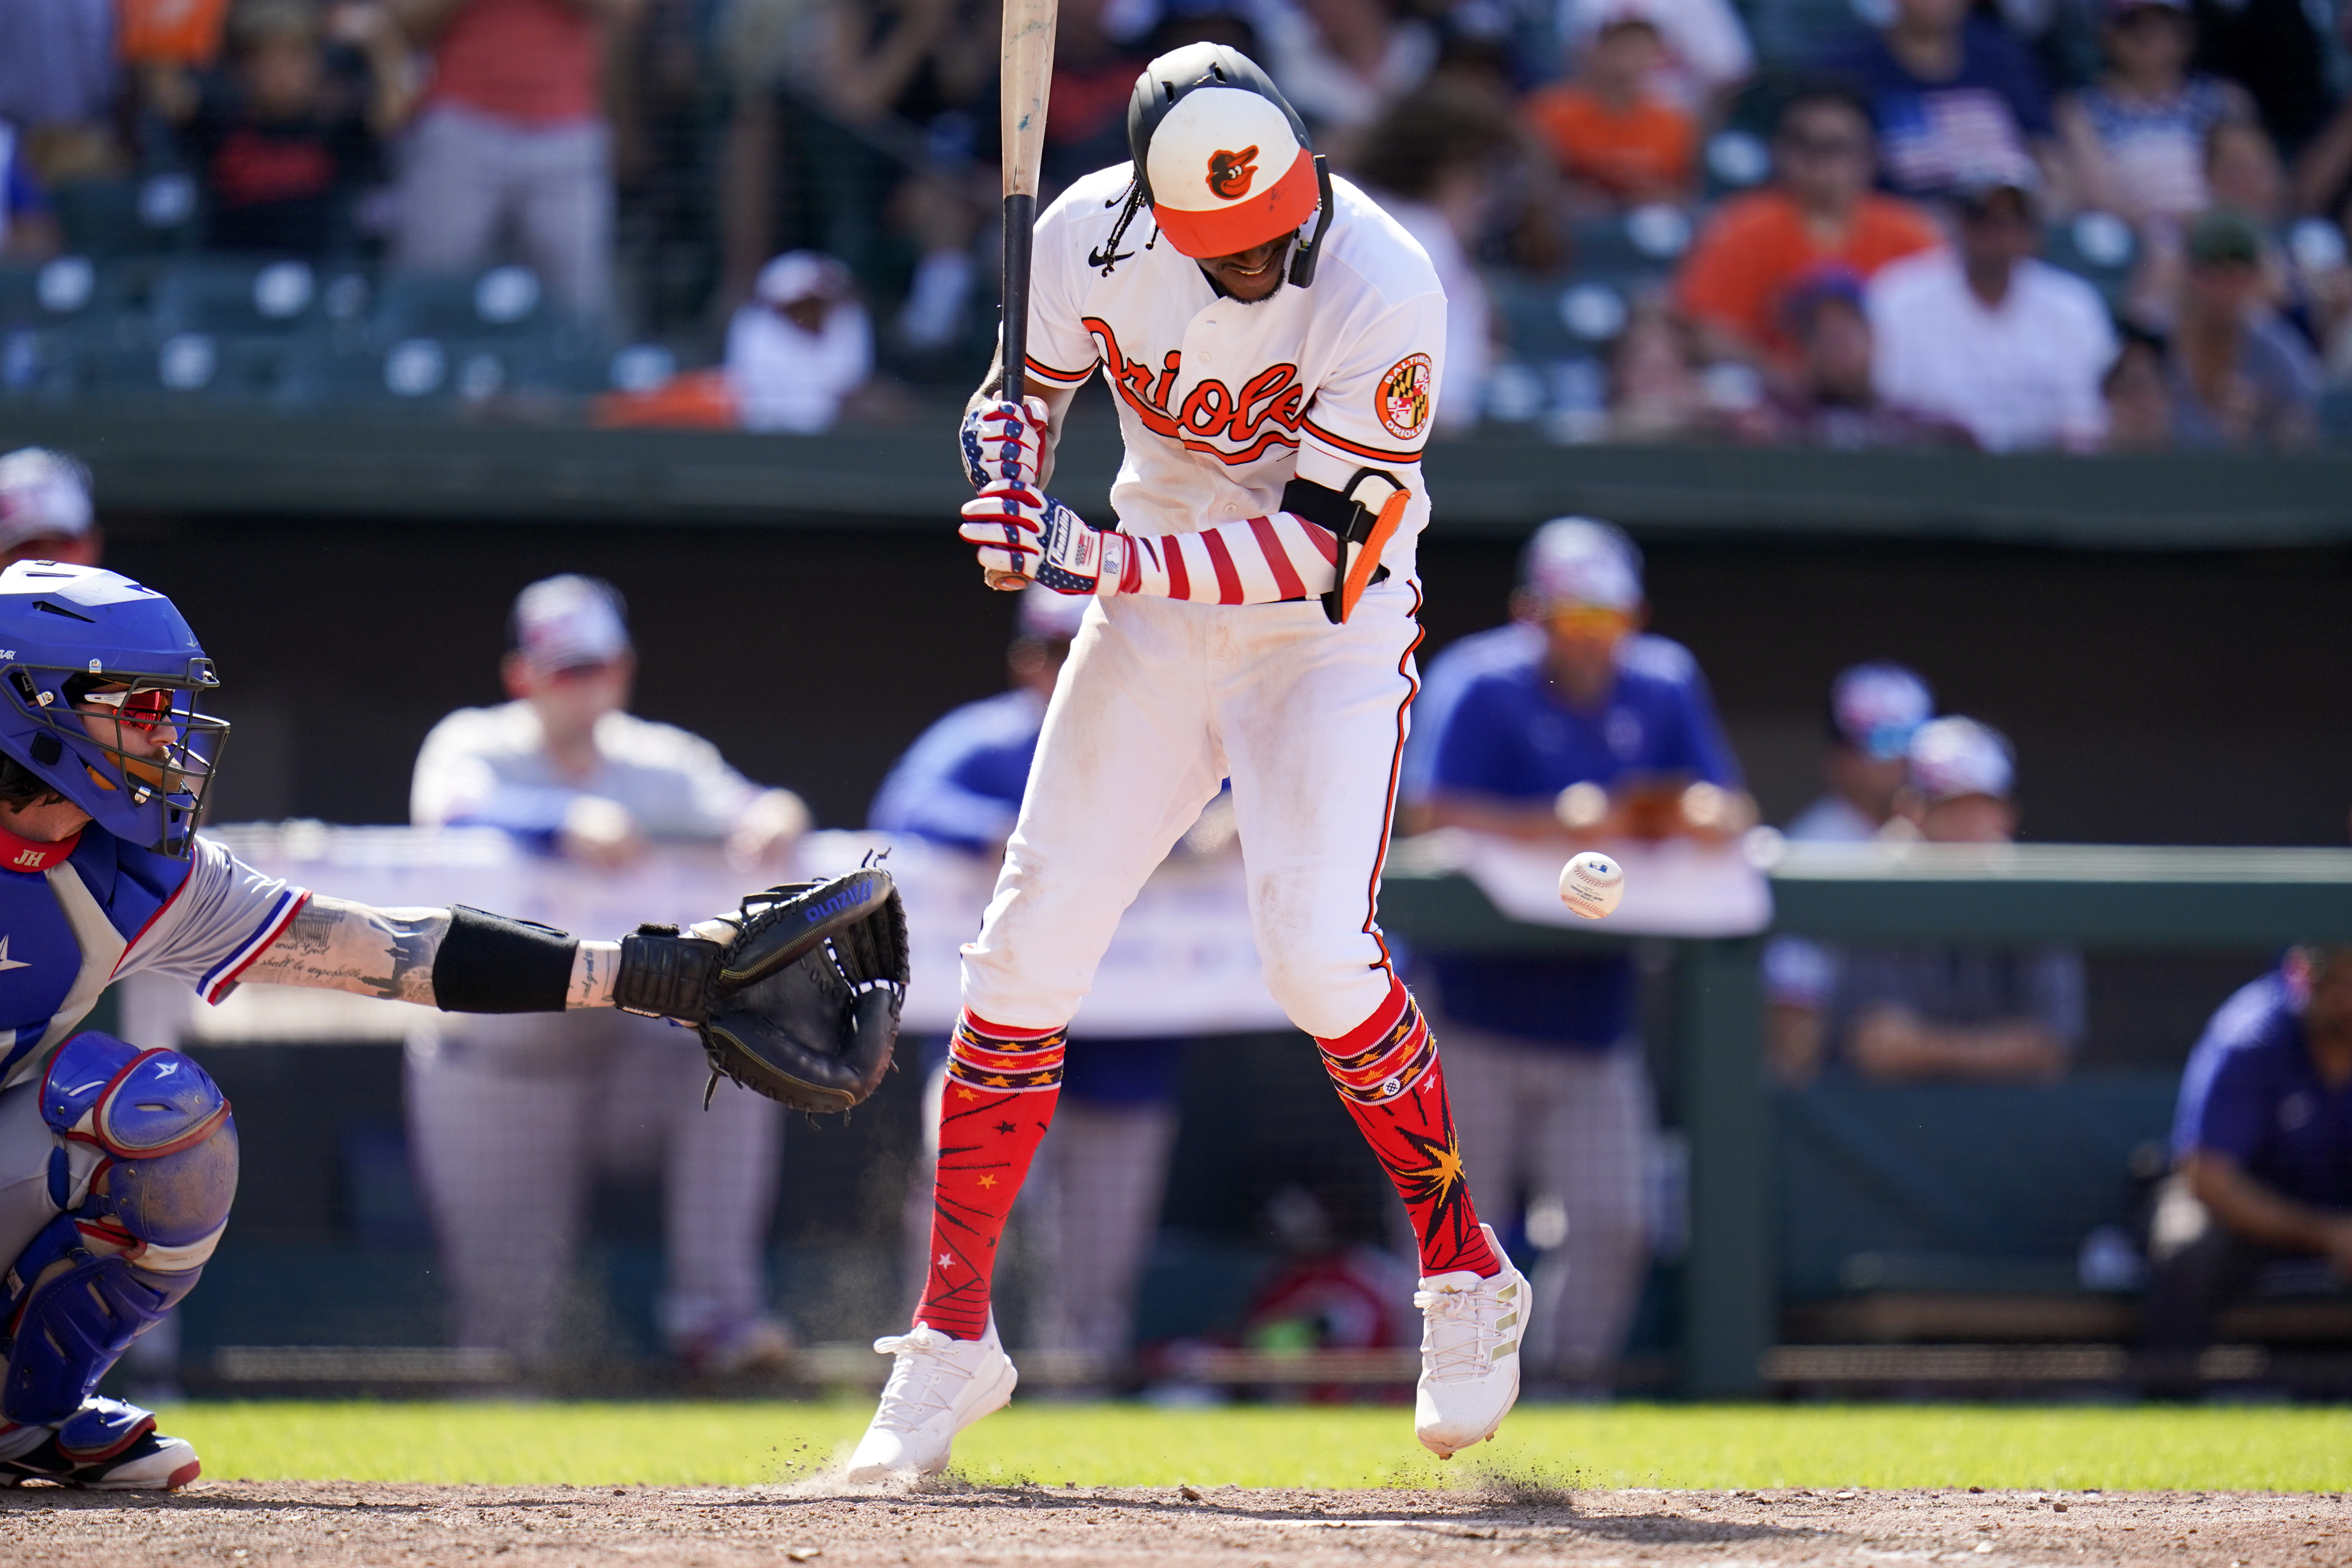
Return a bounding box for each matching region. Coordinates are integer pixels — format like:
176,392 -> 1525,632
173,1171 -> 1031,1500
119,836 -> 310,1005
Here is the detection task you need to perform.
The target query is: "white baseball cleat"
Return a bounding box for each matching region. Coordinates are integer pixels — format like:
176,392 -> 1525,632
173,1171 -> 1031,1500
843,1315 -> 1018,1483
1412,1225 -> 1528,1459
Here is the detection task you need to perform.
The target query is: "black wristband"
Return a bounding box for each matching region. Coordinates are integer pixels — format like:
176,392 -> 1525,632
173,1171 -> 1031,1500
614,924 -> 723,1022
433,905 -> 578,1014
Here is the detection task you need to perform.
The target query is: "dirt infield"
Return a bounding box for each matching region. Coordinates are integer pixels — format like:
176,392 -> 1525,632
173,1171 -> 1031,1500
2,1480 -> 2347,1565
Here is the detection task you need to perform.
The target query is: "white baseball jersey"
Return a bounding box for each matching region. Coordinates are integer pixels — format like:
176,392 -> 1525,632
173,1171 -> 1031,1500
962,167 -> 1452,1045
411,703 -> 762,841
1020,165 -> 1446,570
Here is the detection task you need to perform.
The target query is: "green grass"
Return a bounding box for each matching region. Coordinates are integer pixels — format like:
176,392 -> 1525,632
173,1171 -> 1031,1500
157,1401 -> 2352,1493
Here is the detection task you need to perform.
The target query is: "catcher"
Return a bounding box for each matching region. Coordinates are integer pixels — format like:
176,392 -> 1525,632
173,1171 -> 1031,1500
0,563 -> 906,1490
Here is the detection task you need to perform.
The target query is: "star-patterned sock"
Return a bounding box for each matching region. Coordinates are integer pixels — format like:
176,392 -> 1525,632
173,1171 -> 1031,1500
914,1010 -> 1067,1340
1315,976 -> 1500,1279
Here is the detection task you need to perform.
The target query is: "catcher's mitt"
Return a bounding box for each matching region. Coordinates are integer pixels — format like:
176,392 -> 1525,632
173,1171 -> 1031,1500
612,869 -> 909,1115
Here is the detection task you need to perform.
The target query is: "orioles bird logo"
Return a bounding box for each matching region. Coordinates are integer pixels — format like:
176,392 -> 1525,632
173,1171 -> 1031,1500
1206,146 -> 1259,200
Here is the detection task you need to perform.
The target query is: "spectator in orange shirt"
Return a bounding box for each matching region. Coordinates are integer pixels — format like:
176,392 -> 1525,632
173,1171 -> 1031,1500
1523,0 -> 1697,208
1674,84 -> 1941,370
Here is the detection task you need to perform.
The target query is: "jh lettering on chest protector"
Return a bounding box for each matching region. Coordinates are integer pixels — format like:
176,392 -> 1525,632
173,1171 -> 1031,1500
1084,316 -> 1304,466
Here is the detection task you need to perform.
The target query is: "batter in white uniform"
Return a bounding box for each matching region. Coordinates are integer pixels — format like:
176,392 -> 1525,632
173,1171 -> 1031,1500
847,43 -> 1528,1480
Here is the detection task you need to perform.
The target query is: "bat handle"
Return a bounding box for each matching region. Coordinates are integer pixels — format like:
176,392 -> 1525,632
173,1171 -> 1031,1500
985,191 -> 1039,597
1000,191 -> 1035,408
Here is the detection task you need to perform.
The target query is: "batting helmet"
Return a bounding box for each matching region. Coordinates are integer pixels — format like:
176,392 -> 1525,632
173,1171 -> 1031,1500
1127,44 -> 1333,279
0,563 -> 226,857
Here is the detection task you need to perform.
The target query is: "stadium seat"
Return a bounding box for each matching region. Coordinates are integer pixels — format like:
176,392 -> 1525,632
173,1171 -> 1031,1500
2042,212 -> 2137,306
1568,205 -> 1695,284
372,266 -> 573,343
149,258 -> 357,340
0,257 -> 148,402
48,175 -> 202,260
74,331 -> 296,405
2318,387 -> 2352,445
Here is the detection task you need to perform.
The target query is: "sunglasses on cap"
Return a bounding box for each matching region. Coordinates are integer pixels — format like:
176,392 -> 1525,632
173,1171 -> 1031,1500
1544,605 -> 1636,637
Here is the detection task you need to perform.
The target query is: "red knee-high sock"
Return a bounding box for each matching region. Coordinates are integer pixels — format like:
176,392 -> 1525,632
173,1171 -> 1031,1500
915,1010 -> 1067,1339
1316,977 -> 1500,1279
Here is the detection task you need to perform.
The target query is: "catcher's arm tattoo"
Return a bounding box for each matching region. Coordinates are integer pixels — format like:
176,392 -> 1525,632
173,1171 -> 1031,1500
243,896 -> 449,1003
568,940 -> 623,1010
244,895 -> 626,1010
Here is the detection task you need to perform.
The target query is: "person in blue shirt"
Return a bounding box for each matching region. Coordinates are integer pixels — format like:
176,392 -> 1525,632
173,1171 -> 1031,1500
874,587 -> 1191,1379
1817,0 -> 2056,203
1412,516 -> 1752,1388
1772,716 -> 2085,1084
2143,945 -> 2352,1358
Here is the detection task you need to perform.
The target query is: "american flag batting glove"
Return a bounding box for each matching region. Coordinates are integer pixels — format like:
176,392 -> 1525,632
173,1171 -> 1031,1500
1033,502 -> 1129,595
958,480 -> 1054,580
957,397 -> 1049,492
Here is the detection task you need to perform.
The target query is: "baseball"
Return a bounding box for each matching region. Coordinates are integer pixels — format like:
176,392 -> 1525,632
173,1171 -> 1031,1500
1559,850 -> 1625,920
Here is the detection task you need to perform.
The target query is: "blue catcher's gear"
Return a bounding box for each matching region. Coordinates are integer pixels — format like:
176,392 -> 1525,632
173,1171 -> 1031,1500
0,1033 -> 234,1430
0,562 -> 227,858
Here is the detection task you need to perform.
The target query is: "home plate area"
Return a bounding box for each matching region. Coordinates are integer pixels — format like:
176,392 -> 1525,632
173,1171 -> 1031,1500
1,1482 -> 2346,1566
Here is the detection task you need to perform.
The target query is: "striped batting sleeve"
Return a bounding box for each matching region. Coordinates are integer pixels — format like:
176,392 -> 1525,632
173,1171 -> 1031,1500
1112,513 -> 1338,605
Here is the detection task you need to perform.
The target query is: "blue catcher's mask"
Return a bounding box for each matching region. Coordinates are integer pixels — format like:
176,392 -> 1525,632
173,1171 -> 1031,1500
0,563 -> 226,858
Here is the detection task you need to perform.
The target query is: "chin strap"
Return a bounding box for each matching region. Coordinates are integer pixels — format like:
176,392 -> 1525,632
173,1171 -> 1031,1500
1288,156 -> 1336,288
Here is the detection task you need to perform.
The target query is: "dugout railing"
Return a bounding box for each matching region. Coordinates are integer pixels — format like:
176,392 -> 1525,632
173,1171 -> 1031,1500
1379,839 -> 2352,1399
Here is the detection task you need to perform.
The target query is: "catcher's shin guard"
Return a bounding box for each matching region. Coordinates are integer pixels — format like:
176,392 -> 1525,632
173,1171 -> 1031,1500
2,1033 -> 235,1426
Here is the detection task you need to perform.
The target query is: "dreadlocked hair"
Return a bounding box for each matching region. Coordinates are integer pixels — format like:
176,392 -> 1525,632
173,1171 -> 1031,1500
1092,177 -> 1159,276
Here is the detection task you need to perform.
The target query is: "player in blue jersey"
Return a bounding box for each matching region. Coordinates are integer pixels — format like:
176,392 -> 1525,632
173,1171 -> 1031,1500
1413,518 -> 1752,1388
872,588 -> 1189,1377
2144,944 -> 2352,1360
0,562 -> 802,1489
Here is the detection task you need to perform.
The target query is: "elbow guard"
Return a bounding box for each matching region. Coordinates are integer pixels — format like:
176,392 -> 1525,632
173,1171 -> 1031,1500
432,905 -> 578,1013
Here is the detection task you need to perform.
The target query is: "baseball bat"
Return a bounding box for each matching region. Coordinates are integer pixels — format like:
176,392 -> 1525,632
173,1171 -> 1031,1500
986,0 -> 1058,592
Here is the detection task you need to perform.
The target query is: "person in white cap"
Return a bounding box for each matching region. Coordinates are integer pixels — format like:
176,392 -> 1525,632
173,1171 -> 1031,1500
872,585 -> 1196,1389
405,574 -> 813,1377
1411,517 -> 1750,1391
1766,660 -> 1935,1079
1777,716 -> 2086,1084
726,251 -> 873,434
1788,661 -> 1937,845
0,449 -> 101,569
861,42 -> 1527,1480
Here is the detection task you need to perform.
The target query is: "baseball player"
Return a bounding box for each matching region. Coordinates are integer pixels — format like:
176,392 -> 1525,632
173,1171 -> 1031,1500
406,576 -> 809,1375
1414,519 -> 1748,1388
0,561 -> 905,1489
0,450 -> 104,570
847,43 -> 1527,1481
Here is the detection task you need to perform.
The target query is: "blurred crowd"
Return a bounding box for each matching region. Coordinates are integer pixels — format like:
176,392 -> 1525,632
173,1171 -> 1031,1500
7,0 -> 2352,445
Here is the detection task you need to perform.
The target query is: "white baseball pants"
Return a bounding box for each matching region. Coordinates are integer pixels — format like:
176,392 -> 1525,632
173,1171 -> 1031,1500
405,1011 -> 781,1368
962,578 -> 1424,1042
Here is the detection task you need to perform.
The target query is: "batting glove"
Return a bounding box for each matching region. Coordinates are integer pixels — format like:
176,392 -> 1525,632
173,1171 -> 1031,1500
958,396 -> 1049,492
958,482 -> 1126,594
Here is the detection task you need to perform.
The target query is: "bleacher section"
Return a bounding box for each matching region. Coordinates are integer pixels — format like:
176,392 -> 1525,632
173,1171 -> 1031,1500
14,171 -> 2342,437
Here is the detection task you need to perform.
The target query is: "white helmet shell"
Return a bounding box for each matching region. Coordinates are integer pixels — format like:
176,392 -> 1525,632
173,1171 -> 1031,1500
1129,48 -> 1319,260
